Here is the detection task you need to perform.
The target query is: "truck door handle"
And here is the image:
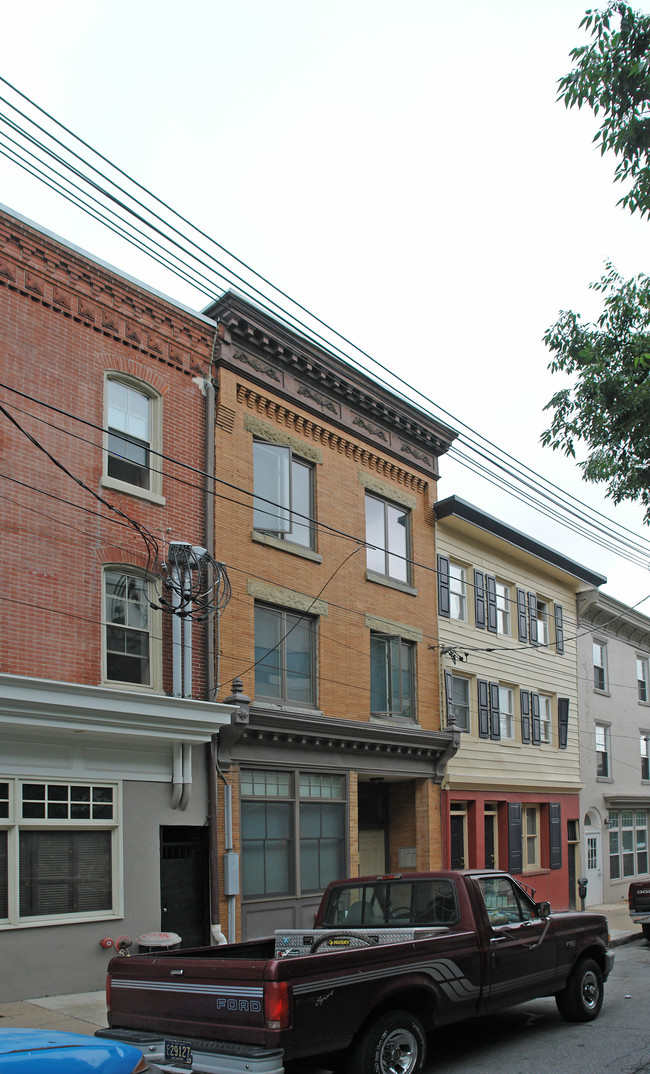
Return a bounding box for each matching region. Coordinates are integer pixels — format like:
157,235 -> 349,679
490,935 -> 508,944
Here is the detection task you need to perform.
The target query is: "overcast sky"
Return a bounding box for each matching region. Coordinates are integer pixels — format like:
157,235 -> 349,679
2,0 -> 650,610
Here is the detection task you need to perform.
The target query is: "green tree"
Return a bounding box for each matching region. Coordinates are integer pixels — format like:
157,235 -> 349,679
543,3 -> 650,519
559,2 -> 650,217
542,263 -> 650,521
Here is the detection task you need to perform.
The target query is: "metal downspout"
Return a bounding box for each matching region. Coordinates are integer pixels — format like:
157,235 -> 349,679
204,366 -> 224,941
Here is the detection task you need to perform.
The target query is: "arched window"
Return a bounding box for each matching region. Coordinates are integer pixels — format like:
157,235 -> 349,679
103,375 -> 163,501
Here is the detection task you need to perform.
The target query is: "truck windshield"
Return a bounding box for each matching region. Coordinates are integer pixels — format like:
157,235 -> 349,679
322,879 -> 458,927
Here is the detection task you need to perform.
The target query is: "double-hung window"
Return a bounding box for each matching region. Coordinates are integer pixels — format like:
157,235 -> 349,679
105,377 -> 161,497
254,603 -> 316,707
638,657 -> 649,703
539,694 -> 552,744
240,769 -> 346,899
365,494 -> 411,584
641,735 -> 649,781
253,441 -> 314,549
536,600 -> 549,646
0,779 -> 119,926
595,723 -> 611,777
104,569 -> 154,688
370,633 -> 416,720
496,583 -> 510,635
524,805 -> 540,870
498,685 -> 515,740
448,675 -> 470,731
449,564 -> 467,621
593,642 -> 608,691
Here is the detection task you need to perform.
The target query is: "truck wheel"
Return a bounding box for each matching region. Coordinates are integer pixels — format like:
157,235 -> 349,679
345,1010 -> 426,1074
642,924 -> 650,941
555,958 -> 603,1022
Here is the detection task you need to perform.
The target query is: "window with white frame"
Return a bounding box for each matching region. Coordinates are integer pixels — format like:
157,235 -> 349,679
496,583 -> 510,635
499,685 -> 515,740
524,805 -> 540,870
449,563 -> 467,621
104,568 -> 156,688
595,723 -> 611,777
448,675 -> 470,731
593,641 -> 608,691
641,735 -> 649,781
254,603 -> 316,707
539,694 -> 552,744
252,441 -> 315,549
638,657 -> 649,703
370,633 -> 416,720
608,810 -> 648,879
536,600 -> 549,646
105,376 -> 161,497
365,494 -> 411,584
0,779 -> 119,926
240,769 -> 346,899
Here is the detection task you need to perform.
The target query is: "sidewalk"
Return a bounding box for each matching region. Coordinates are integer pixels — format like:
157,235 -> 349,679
0,907 -> 645,1037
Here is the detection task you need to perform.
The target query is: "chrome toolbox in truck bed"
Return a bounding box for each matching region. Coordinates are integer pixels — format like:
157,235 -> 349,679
273,925 -> 449,956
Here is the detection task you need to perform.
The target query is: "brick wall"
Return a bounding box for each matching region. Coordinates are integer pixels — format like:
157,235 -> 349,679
0,209 -> 214,697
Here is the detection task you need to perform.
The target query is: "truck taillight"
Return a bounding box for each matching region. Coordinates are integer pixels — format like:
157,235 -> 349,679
264,981 -> 291,1030
106,974 -> 111,1012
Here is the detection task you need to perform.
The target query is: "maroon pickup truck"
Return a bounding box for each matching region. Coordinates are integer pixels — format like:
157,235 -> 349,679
98,870 -> 614,1074
628,880 -> 650,939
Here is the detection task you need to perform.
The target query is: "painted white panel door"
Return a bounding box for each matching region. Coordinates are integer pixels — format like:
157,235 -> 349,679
585,830 -> 603,904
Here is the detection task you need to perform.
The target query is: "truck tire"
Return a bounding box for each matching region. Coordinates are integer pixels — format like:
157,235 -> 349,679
344,1009 -> 426,1074
642,924 -> 650,941
555,957 -> 604,1022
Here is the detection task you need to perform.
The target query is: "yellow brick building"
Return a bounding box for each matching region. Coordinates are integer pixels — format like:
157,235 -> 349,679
207,293 -> 459,937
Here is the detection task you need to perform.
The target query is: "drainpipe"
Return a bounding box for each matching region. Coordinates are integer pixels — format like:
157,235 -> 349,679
204,352 -> 224,941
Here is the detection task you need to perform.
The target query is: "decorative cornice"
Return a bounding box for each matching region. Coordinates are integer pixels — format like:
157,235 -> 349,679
238,385 -> 427,493
217,708 -> 460,782
209,292 -> 456,476
0,208 -> 214,378
578,591 -> 650,651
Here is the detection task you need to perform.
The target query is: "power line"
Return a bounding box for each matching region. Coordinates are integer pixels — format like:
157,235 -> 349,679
1,75 -> 649,579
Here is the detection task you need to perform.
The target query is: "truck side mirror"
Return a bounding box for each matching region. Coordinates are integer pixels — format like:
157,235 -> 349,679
535,901 -> 551,919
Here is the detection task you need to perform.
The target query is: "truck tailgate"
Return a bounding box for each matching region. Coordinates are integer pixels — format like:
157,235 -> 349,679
107,953 -> 270,1044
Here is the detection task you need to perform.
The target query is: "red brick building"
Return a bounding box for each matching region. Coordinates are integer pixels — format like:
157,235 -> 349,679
0,207 -> 235,1000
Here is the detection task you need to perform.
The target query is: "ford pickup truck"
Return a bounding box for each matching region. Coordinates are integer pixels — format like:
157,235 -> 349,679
628,879 -> 650,939
98,870 -> 614,1074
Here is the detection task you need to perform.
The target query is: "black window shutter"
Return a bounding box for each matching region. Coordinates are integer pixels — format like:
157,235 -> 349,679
520,690 -> 531,744
516,588 -> 528,642
438,555 -> 450,618
486,575 -> 498,634
549,803 -> 562,869
474,570 -> 486,629
528,592 -> 538,645
558,697 -> 569,749
444,669 -> 454,727
508,802 -> 523,874
531,692 -> 541,745
477,679 -> 490,739
555,605 -> 565,654
489,681 -> 501,739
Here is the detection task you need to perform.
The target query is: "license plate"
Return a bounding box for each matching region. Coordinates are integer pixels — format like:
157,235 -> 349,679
164,1039 -> 193,1066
